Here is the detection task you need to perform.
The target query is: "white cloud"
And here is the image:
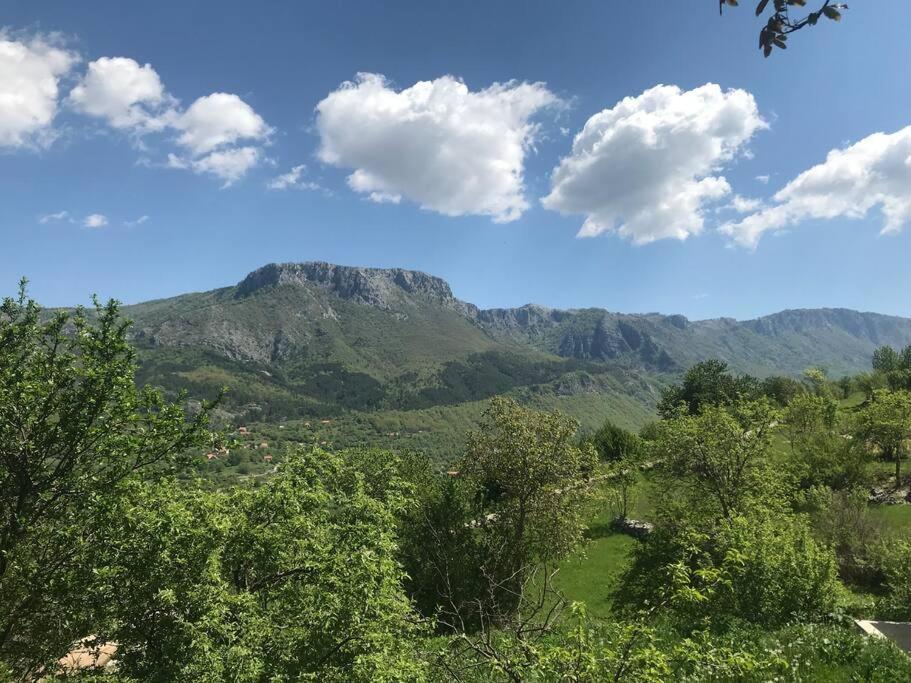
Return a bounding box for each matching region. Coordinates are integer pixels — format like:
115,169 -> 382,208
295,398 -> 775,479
68,57 -> 173,131
124,214 -> 149,226
39,210 -> 72,224
0,32 -> 78,148
315,73 -> 559,222
542,83 -> 766,244
267,164 -> 321,191
82,213 -> 108,228
721,126 -> 911,248
728,195 -> 764,213
66,59 -> 270,184
170,146 -> 261,186
175,92 -> 270,156
755,174 -> 770,184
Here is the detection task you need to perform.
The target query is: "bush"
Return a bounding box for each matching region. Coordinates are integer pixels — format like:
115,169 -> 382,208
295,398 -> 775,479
873,539 -> 911,620
588,420 -> 642,462
617,514 -> 839,628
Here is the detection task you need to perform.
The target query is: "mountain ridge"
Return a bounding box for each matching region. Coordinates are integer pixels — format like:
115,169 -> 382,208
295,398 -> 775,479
110,261 -> 911,438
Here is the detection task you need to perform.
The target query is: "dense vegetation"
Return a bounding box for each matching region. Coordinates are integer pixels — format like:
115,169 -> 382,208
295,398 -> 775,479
2,287 -> 911,680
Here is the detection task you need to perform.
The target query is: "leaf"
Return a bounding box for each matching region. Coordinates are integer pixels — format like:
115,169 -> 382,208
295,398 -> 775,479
822,5 -> 842,20
773,38 -> 787,49
807,11 -> 819,25
755,0 -> 770,15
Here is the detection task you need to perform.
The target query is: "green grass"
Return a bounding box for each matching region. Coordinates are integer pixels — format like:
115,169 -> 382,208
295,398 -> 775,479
868,504 -> 911,538
554,534 -> 636,619
550,474 -> 657,618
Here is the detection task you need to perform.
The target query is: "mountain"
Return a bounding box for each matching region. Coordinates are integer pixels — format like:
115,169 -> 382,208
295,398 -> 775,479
121,261 -> 911,453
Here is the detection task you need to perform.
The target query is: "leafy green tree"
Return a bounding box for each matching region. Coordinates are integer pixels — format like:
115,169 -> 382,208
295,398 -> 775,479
720,0 -> 848,58
431,397 -> 596,672
802,366 -> 832,397
657,360 -> 760,419
873,345 -> 900,373
856,371 -> 887,402
785,393 -> 867,490
460,398 -> 597,582
588,420 -> 642,463
855,389 -> 911,487
875,539 -> 911,620
617,514 -> 838,627
761,374 -> 804,406
0,282 -> 212,677
651,400 -> 780,521
91,448 -> 425,682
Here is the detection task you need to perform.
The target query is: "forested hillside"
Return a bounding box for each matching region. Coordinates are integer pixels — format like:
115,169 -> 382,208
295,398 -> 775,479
121,262 -> 911,448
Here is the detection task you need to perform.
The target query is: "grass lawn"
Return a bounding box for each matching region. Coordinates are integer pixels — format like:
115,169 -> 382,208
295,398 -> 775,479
551,474 -> 656,619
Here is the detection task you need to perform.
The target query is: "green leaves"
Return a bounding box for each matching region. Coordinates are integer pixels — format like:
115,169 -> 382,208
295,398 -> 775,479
0,286 -> 214,677
743,1 -> 848,56
823,4 -> 842,20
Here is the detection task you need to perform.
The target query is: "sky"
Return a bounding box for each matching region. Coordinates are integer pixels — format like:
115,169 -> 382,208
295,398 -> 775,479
2,1 -> 911,321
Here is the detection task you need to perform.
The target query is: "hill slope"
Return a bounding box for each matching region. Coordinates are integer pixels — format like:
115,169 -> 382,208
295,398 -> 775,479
122,262 -> 911,436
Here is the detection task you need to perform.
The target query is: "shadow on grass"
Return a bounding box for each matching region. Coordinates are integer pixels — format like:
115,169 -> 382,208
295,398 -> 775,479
584,522 -> 616,540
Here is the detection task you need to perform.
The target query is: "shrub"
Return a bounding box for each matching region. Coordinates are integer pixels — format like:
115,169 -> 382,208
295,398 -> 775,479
617,514 -> 838,628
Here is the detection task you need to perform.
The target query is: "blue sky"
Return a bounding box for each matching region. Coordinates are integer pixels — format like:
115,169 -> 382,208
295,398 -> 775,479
3,1 -> 911,320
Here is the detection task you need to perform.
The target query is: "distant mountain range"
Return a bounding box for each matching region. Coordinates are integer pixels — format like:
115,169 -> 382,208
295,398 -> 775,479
120,261 -> 911,431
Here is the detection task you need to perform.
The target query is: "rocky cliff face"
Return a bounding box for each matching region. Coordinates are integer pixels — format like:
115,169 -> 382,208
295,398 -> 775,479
235,261 -> 478,317
126,261 -> 911,380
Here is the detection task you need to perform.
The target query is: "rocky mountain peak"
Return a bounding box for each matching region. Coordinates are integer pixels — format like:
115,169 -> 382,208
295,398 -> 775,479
234,261 -> 474,314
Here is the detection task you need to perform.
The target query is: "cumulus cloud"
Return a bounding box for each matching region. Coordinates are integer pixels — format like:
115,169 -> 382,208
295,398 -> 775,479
0,32 -> 78,148
315,73 -> 559,222
68,57 -> 173,131
174,93 -> 271,156
82,213 -> 108,228
542,83 -> 766,244
721,126 -> 911,248
67,57 -> 270,184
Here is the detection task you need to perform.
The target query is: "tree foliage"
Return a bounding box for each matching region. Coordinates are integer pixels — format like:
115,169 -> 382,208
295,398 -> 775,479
720,0 -> 848,57
0,282 -> 213,677
855,389 -> 911,487
651,400 -> 780,521
657,359 -> 760,419
90,449 -> 425,682
588,420 -> 643,463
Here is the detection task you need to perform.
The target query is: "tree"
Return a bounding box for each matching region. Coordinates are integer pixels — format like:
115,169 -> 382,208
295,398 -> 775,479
0,282 -> 212,677
657,359 -> 760,419
617,514 -> 838,628
588,420 -> 642,463
651,400 -> 779,521
802,366 -> 832,397
89,448 -> 425,682
855,389 -> 911,488
785,393 -> 867,490
761,374 -> 804,406
435,398 -> 597,678
873,345 -> 900,373
720,0 -> 848,57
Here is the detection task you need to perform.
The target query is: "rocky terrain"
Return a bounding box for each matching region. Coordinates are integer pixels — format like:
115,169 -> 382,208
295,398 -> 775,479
119,261 -> 911,425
